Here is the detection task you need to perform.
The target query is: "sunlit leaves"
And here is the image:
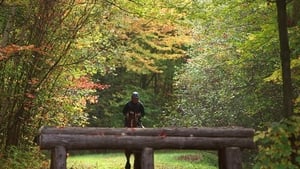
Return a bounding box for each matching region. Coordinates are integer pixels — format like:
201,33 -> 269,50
96,0 -> 193,75
117,16 -> 191,74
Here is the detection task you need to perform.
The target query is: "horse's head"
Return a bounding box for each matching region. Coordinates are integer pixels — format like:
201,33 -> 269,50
125,111 -> 141,128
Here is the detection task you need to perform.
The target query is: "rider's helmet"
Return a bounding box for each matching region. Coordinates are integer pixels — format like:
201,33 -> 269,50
131,91 -> 139,99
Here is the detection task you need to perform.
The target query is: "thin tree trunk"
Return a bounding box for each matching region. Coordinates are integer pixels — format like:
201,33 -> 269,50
276,0 -> 297,166
276,0 -> 293,118
5,117 -> 21,149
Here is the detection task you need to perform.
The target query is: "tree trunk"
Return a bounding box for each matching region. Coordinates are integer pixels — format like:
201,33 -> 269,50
5,118 -> 21,149
5,107 -> 27,149
276,0 -> 297,166
276,0 -> 293,118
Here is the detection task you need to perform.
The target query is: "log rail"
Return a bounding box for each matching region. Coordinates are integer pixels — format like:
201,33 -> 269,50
37,127 -> 255,169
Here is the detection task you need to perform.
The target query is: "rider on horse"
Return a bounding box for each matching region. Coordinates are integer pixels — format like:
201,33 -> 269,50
122,91 -> 145,128
122,91 -> 145,169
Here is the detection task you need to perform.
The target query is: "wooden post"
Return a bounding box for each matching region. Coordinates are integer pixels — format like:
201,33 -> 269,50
141,147 -> 154,169
50,149 -> 54,169
218,147 -> 242,169
51,146 -> 67,169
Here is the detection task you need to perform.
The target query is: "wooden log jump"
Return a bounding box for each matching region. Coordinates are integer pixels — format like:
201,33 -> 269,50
37,127 -> 255,169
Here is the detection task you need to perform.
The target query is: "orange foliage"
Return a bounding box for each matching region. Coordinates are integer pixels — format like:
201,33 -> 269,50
70,76 -> 110,90
0,44 -> 47,61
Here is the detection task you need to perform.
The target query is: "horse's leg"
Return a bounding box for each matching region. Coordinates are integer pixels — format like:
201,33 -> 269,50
133,151 -> 142,169
125,149 -> 131,169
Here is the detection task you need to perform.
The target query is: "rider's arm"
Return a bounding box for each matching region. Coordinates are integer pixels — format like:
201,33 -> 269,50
122,103 -> 129,116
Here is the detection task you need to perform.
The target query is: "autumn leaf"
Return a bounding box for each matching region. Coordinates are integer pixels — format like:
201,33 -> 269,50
25,93 -> 36,99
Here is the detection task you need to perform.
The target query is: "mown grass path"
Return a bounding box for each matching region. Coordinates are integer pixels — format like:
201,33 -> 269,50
67,150 -> 218,169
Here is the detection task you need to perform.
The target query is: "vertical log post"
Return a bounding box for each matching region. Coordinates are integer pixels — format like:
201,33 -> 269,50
50,146 -> 67,169
141,147 -> 154,169
218,147 -> 242,169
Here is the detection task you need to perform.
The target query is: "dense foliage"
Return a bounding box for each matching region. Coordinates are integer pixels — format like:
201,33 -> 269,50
160,0 -> 300,168
162,0 -> 282,126
0,0 -> 299,168
0,0 -> 108,150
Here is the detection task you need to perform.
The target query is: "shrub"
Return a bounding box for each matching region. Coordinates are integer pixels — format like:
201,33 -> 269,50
254,116 -> 300,169
0,146 -> 49,169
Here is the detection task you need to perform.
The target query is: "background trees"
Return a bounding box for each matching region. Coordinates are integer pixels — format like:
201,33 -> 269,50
160,0 -> 300,167
0,0 -> 106,149
87,0 -> 192,127
162,0 -> 283,127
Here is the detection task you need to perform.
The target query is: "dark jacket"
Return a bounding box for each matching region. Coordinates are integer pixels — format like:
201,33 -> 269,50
122,101 -> 145,117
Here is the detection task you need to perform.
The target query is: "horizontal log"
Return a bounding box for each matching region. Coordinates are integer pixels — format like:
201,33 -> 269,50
39,127 -> 254,138
39,134 -> 255,150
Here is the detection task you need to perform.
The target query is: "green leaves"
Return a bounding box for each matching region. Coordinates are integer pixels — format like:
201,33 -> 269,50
254,118 -> 300,169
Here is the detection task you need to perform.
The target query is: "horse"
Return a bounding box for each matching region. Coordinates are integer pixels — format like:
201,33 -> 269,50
124,111 -> 143,169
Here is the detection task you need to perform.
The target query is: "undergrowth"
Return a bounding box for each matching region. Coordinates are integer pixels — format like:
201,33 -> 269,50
0,146 -> 49,169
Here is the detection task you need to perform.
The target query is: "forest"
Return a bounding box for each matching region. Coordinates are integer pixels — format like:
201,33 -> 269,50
0,0 -> 299,168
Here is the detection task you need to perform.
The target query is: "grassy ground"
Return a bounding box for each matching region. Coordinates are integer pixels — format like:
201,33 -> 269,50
67,150 -> 218,169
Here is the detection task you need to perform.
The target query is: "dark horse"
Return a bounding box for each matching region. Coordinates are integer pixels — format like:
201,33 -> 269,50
124,111 -> 143,169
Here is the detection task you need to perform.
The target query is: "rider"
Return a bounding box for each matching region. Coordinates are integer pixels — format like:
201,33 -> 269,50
122,91 -> 145,127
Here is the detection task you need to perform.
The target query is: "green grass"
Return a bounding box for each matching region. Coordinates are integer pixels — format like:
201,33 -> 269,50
67,150 -> 218,169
